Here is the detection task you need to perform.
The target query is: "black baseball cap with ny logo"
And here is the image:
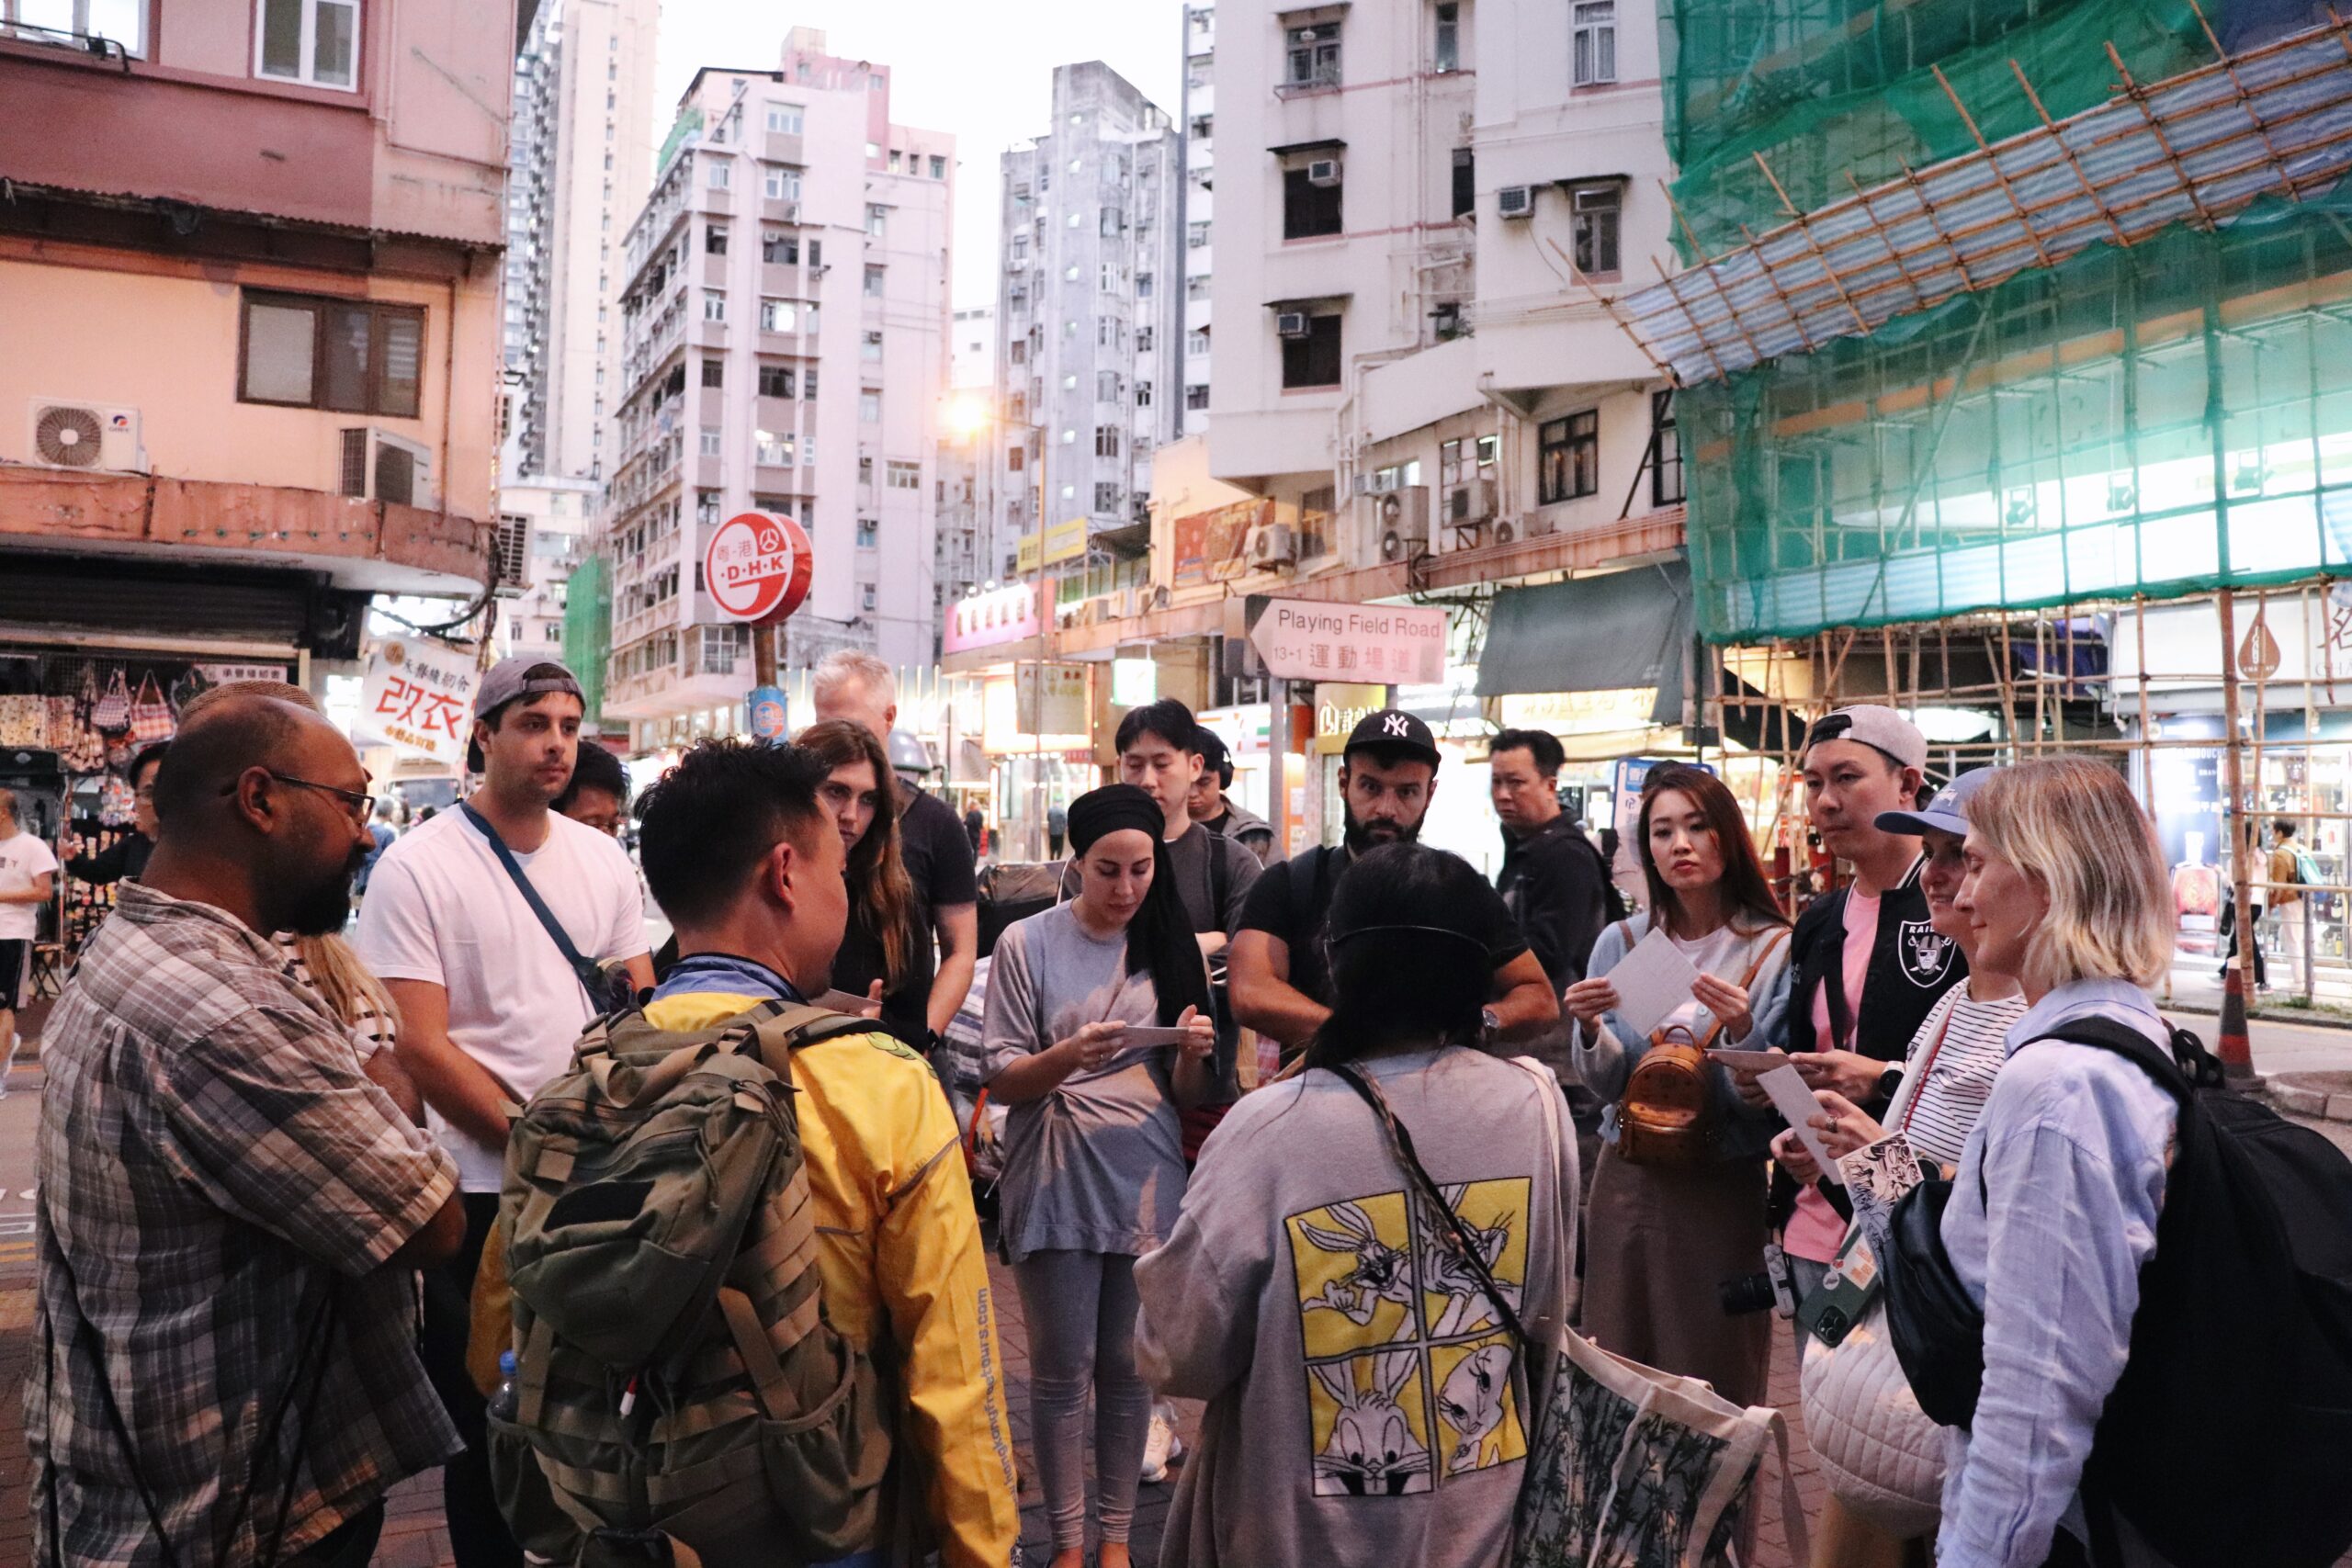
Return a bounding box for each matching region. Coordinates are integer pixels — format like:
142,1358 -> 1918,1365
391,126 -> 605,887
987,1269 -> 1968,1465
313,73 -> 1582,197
1344,708 -> 1442,768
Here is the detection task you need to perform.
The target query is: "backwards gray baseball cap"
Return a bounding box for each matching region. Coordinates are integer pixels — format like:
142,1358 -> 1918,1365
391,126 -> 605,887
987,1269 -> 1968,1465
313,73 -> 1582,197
1877,764 -> 1999,839
468,656 -> 585,771
1804,704 -> 1928,773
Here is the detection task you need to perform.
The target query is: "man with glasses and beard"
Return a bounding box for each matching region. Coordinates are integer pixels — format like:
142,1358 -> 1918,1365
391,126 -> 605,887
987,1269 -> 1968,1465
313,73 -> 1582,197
1229,709 -> 1558,1064
30,688 -> 465,1568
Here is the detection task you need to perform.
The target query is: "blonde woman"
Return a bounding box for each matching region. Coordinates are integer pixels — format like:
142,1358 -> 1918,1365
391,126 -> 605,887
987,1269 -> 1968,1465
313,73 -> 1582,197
277,931 -> 424,1123
1931,759 -> 2177,1568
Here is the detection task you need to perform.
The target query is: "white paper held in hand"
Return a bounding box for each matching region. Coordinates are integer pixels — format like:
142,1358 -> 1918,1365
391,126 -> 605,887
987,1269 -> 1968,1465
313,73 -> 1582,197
1603,926 -> 1706,1040
1758,1064 -> 1844,1184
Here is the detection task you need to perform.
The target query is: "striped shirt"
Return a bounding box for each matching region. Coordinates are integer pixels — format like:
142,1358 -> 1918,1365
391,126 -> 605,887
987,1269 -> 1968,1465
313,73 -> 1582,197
1887,986 -> 2029,1168
28,884 -> 460,1567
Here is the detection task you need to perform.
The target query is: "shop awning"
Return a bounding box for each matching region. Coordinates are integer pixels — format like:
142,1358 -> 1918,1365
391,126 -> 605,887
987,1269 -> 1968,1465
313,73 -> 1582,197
1620,12 -> 2352,384
1476,559 -> 1691,716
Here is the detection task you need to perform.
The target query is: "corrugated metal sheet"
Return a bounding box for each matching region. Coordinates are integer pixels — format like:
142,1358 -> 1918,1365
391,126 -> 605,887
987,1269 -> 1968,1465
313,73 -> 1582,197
1623,12 -> 2352,383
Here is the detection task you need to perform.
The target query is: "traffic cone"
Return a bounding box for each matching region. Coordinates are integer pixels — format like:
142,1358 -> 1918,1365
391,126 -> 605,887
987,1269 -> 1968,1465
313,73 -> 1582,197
2218,955 -> 2258,1084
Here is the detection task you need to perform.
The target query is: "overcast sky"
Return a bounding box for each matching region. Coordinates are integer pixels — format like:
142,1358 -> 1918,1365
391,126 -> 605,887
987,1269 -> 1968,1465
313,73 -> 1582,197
652,0 -> 1187,309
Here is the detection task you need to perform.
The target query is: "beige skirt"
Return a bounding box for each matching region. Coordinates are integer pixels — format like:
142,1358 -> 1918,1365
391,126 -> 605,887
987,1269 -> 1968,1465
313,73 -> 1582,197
1582,1143 -> 1773,1409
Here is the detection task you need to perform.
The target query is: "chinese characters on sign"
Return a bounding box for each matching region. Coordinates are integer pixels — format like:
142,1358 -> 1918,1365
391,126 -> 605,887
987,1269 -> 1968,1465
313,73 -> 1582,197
944,582 -> 1043,654
1249,600 -> 1448,683
706,511 -> 814,624
356,640 -> 478,766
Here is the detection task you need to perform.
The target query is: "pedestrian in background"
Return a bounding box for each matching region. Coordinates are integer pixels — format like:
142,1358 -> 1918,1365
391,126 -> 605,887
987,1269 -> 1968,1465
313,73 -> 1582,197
811,649 -> 980,1046
1566,762 -> 1792,1416
354,658 -> 652,1568
30,688 -> 463,1568
798,718 -> 924,1044
2268,817 -> 2307,993
1929,759 -> 2179,1568
356,799 -> 398,901
1490,727 -> 1618,993
1049,800 -> 1069,858
1189,726 -> 1273,863
0,784 -> 58,1099
62,740 -> 165,887
552,739 -> 631,839
1136,842 -> 1579,1567
1231,709 -> 1558,1063
983,784 -> 1216,1568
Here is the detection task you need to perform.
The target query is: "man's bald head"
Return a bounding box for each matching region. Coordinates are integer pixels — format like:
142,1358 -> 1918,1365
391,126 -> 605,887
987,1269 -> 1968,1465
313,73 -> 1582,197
152,692 -> 334,830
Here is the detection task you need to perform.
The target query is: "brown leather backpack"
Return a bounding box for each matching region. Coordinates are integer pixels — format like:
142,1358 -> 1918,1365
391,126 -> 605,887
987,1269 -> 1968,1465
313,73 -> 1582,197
1615,924 -> 1789,1167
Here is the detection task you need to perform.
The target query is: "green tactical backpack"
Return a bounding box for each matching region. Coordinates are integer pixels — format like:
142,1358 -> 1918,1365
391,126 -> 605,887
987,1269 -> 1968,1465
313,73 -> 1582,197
487,999 -> 893,1567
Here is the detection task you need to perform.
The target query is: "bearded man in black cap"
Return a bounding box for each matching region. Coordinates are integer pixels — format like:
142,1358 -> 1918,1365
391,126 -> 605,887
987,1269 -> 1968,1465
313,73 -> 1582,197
1229,708 -> 1559,1061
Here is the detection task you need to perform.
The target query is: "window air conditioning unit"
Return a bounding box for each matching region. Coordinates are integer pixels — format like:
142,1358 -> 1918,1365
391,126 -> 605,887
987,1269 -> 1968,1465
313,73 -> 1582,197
1446,478 -> 1497,525
1368,487 -> 1430,561
1306,158 -> 1341,187
340,428 -> 436,511
1276,310 -> 1312,339
1498,185 -> 1536,220
1491,517 -> 1519,545
491,516 -> 534,598
1247,521 -> 1297,568
29,400 -> 143,471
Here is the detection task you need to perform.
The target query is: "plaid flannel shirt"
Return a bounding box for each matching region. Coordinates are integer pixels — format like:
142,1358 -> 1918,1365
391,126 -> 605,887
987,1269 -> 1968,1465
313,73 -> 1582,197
26,884 -> 461,1568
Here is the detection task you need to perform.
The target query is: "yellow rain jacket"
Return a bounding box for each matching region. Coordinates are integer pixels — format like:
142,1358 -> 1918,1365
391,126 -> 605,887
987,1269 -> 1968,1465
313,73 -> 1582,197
642,985 -> 1020,1568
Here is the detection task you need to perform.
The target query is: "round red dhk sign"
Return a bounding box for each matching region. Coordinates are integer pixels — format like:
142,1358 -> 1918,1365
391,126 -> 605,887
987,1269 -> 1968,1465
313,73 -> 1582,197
705,511 -> 813,625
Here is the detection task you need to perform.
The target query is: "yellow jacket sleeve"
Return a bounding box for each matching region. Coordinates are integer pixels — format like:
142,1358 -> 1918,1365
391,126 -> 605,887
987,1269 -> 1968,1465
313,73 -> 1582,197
875,1082 -> 1022,1567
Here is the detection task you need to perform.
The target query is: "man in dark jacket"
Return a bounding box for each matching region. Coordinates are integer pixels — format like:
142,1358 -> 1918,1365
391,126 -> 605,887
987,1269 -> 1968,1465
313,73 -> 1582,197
1489,728 -> 1616,993
63,741 -> 166,886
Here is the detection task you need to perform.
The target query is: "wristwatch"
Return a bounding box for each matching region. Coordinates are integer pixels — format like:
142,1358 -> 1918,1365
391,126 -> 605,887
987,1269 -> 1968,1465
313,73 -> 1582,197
1480,1007 -> 1503,1045
1873,1064 -> 1905,1104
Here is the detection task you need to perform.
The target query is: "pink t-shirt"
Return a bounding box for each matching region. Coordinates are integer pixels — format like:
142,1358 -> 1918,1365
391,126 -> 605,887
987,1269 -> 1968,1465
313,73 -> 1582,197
1788,887 -> 1880,1262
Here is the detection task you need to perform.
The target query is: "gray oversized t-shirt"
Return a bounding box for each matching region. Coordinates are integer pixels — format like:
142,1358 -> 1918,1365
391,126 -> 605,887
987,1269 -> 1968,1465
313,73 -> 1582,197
980,903 -> 1190,1263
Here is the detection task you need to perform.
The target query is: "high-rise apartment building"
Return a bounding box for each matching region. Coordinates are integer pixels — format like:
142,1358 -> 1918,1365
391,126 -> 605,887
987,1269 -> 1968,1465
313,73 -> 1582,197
1180,5 -> 1215,435
989,63 -> 1182,583
934,306 -> 997,649
503,0 -> 661,483
601,29 -> 955,751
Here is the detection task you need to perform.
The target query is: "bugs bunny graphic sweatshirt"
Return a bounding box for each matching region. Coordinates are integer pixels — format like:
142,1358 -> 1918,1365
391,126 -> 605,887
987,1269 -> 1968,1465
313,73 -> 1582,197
1135,1047 -> 1579,1568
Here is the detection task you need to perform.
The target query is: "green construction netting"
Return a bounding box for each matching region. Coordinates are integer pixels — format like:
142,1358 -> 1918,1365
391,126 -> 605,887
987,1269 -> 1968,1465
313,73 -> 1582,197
1680,182 -> 2352,640
1661,0 -> 2212,259
562,553 -> 611,723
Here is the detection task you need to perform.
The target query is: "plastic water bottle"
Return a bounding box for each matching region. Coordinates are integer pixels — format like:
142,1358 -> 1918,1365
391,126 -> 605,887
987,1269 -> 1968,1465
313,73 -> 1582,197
488,1349 -> 519,1422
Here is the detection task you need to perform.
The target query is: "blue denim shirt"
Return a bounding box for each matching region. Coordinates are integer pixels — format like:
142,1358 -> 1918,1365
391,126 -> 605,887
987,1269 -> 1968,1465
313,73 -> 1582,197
1936,977 -> 2178,1568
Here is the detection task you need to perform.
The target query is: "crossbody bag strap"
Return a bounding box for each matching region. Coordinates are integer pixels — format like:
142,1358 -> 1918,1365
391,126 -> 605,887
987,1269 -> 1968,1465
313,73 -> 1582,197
460,804 -> 601,1001
1691,926 -> 1792,1053
1332,1063 -> 1529,1345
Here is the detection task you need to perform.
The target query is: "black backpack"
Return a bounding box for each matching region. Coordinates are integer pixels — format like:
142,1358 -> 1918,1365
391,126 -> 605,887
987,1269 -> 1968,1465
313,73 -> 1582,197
1885,1015 -> 2352,1568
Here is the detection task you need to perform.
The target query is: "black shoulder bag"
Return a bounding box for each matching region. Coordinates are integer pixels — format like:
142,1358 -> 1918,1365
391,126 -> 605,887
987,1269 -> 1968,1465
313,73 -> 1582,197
460,804 -> 634,1014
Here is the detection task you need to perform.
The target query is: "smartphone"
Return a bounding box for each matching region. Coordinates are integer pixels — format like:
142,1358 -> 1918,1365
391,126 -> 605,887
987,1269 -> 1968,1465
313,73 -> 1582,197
1705,1047 -> 1792,1072
1112,1026 -> 1196,1048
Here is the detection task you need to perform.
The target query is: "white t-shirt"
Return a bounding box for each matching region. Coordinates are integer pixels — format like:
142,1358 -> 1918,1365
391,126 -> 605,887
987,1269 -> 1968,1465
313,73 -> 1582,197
355,806 -> 647,1190
0,829 -> 59,943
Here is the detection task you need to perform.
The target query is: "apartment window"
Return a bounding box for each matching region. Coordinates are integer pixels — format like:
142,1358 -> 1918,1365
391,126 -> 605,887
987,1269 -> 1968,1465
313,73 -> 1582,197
766,105 -> 804,133
1188,220 -> 1211,249
758,365 -> 796,398
1191,114 -> 1213,140
1280,313 -> 1342,389
855,519 -> 879,547
701,357 -> 724,389
706,222 -> 729,255
760,299 -> 797,332
864,265 -> 886,297
1136,380 -> 1154,407
1008,447 -> 1026,472
1187,52 -> 1212,88
254,0 -> 356,88
1285,23 -> 1340,89
238,292 -> 423,416
704,290 -> 727,321
755,429 -> 795,466
888,150 -> 903,173
1186,383 -> 1210,411
1539,411 -> 1600,502
1452,149 -> 1475,219
866,204 -> 888,238
1186,275 -> 1212,300
1094,425 -> 1121,457
931,155 -> 947,178
1440,434 -> 1498,487
1434,2 -> 1460,72
1010,340 -> 1029,366
1137,273 -> 1154,298
1101,264 -> 1127,295
763,231 -> 797,265
1573,0 -> 1616,85
764,166 -> 801,200
1088,482 -> 1117,513
862,330 -> 884,362
700,425 -> 723,457
1651,389 -> 1685,504
707,160 -> 730,189
861,583 -> 878,613
860,390 -> 882,423
1136,327 -> 1155,353
696,490 -> 721,524
887,461 -> 922,490
802,367 -> 819,398
1572,184 -> 1623,275
1283,165 -> 1343,239
15,0 -> 147,52
1188,329 -> 1212,356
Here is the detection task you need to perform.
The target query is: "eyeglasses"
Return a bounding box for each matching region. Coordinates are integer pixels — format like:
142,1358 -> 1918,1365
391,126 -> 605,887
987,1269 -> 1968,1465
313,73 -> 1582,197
221,772 -> 378,822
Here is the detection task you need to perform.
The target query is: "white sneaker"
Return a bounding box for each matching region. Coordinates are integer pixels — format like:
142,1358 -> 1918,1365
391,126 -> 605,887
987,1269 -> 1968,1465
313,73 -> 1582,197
1141,1405 -> 1176,1483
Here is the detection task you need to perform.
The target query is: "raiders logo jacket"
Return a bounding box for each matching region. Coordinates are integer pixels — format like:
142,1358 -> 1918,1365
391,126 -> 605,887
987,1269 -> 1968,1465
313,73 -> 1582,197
1782,857 -> 1970,1074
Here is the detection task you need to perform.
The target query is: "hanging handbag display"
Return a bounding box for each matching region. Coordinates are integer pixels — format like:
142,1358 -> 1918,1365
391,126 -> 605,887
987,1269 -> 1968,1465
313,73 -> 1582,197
0,694 -> 42,750
126,673 -> 175,746
91,669 -> 132,734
